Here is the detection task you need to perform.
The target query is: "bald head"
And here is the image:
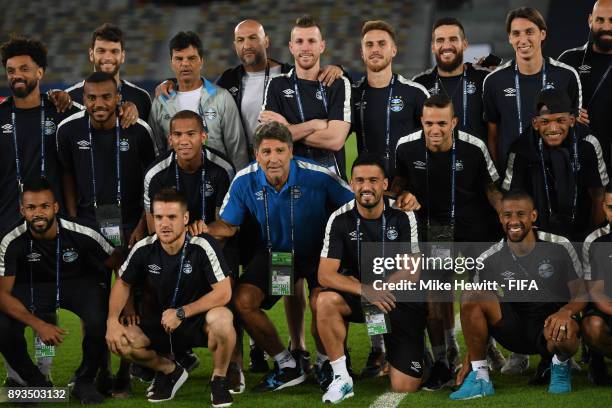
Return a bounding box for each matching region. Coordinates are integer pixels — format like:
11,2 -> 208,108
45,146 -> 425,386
591,0 -> 612,53
234,19 -> 269,68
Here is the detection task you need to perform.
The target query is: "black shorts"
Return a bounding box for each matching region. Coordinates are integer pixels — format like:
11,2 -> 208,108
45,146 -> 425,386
321,288 -> 365,323
237,248 -> 320,310
384,302 -> 428,378
583,305 -> 612,333
489,303 -> 549,356
140,313 -> 208,355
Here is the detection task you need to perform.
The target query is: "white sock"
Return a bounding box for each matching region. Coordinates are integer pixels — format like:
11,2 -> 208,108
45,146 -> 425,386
316,351 -> 328,367
273,349 -> 296,370
37,356 -> 53,377
552,354 -> 568,365
445,329 -> 458,349
330,355 -> 350,379
432,345 -> 449,367
370,334 -> 386,352
487,337 -> 496,347
471,360 -> 490,382
3,358 -> 26,385
249,337 -> 256,347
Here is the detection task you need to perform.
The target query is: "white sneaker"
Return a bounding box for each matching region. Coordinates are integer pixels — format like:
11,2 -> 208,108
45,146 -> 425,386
322,375 -> 354,404
501,353 -> 529,374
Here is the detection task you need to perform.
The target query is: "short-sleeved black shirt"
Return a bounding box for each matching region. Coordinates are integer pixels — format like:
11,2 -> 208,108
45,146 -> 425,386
0,218 -> 114,285
352,74 -> 429,180
583,224 -> 612,297
66,79 -> 152,121
502,124 -> 609,241
482,57 -> 582,164
56,111 -> 157,227
558,44 -> 612,167
119,234 -> 230,316
476,230 -> 581,316
0,95 -> 80,232
143,146 -> 234,224
321,197 -> 420,280
395,130 -> 500,241
412,63 -> 489,142
263,68 -> 351,175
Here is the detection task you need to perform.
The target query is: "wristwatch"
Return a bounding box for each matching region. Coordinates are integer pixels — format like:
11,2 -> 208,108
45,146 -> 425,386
176,307 -> 186,321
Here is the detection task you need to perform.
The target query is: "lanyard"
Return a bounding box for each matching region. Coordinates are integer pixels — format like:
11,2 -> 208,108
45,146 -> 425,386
239,63 -> 270,106
12,97 -> 46,191
355,205 -> 386,280
425,136 -> 457,228
174,150 -> 207,222
29,226 -> 60,313
587,63 -> 612,108
293,70 -> 328,123
434,70 -> 468,127
515,60 -> 547,135
262,186 -> 294,253
169,234 -> 190,308
359,74 -> 396,166
537,131 -> 579,222
88,116 -> 121,208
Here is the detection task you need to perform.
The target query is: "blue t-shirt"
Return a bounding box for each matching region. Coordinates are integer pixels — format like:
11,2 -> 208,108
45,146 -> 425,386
220,157 -> 353,255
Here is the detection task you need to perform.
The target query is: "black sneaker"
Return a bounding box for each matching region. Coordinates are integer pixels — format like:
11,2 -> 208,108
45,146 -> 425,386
72,380 -> 105,404
95,369 -> 113,397
130,364 -> 155,383
360,348 -> 388,378
588,352 -> 610,386
422,361 -> 453,391
252,362 -> 306,392
227,362 -> 245,394
147,365 -> 188,403
528,355 -> 552,386
249,345 -> 269,373
211,376 -> 233,408
176,350 -> 200,373
315,359 -> 333,391
111,373 -> 132,399
146,371 -> 162,398
291,349 -> 313,375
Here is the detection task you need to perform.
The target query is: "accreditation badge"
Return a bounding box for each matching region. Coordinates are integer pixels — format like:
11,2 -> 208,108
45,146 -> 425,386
269,251 -> 294,296
95,204 -> 124,247
363,303 -> 390,336
34,335 -> 55,358
427,224 -> 454,259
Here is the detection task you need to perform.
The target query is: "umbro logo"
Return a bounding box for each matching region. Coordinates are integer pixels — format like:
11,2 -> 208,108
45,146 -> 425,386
578,64 -> 591,74
349,230 -> 364,241
504,88 -> 516,96
2,123 -> 12,133
77,140 -> 91,150
228,86 -> 239,95
410,361 -> 422,372
148,264 -> 161,274
27,252 -> 41,262
413,160 -> 426,170
501,270 -> 515,279
282,89 -> 295,98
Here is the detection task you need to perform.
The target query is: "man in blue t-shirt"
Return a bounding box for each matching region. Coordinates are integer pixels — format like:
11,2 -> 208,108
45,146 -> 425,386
206,121 -> 353,392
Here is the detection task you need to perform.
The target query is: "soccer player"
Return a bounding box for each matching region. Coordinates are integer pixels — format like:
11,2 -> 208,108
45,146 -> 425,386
260,15 -> 351,177
483,7 -> 582,167
353,20 -> 429,182
57,72 -> 157,249
413,17 -> 490,142
0,35 -> 80,233
582,182 -> 612,385
149,31 -> 248,169
450,189 -> 585,400
316,153 -> 425,403
206,121 -> 353,392
559,0 -> 612,169
65,23 -> 152,122
393,95 -> 502,388
0,178 -> 121,403
502,88 -> 608,242
105,188 -> 235,405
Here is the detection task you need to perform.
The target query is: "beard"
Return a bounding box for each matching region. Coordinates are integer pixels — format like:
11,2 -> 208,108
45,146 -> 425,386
27,215 -> 54,234
592,28 -> 612,53
10,78 -> 37,98
241,49 -> 266,68
366,55 -> 392,73
435,50 -> 464,73
505,223 -> 531,243
357,191 -> 381,209
95,61 -> 120,77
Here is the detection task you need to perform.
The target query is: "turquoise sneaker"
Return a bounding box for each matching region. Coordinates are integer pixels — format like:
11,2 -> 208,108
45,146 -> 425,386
548,362 -> 571,394
449,371 -> 494,400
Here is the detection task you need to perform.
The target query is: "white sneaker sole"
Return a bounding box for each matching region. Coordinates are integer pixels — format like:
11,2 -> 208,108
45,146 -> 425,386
273,374 -> 306,391
323,391 -> 354,404
147,369 -> 188,403
211,394 -> 233,408
229,371 -> 245,395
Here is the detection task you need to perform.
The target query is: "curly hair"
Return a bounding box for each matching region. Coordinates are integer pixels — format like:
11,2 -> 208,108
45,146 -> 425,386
0,35 -> 47,70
